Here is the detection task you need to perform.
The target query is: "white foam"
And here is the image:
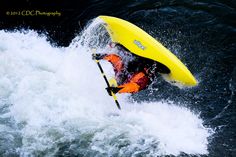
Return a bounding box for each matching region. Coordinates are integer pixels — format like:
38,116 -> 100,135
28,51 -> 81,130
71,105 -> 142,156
0,28 -> 212,156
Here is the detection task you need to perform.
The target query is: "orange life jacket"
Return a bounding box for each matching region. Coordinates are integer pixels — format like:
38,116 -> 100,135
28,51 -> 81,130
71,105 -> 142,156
103,54 -> 150,94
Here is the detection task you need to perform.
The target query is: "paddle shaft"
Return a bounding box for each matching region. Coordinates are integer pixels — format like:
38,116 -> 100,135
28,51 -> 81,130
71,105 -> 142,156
95,59 -> 121,110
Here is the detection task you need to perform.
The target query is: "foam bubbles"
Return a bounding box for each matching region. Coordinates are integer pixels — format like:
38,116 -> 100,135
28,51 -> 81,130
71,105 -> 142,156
0,28 -> 212,156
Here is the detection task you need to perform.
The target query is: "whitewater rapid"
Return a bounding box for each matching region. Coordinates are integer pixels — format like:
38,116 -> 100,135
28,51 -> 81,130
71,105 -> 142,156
0,27 -> 212,156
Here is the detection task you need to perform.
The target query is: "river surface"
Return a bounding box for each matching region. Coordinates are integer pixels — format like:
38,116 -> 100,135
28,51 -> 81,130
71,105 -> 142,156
0,0 -> 235,157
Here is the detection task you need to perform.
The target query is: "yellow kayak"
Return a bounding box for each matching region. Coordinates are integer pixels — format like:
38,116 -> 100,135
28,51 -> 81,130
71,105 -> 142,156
98,15 -> 197,87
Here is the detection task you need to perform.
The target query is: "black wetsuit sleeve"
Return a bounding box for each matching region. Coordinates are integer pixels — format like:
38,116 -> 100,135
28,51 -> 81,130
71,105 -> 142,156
92,53 -> 107,60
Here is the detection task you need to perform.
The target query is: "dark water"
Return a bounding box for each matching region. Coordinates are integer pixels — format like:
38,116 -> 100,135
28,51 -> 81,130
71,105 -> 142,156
0,0 -> 236,156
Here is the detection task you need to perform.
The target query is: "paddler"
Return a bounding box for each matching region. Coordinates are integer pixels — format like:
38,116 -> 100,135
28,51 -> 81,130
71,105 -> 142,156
92,43 -> 170,95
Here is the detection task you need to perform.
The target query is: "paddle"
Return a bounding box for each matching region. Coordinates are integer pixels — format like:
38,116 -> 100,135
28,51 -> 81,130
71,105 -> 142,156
92,50 -> 121,110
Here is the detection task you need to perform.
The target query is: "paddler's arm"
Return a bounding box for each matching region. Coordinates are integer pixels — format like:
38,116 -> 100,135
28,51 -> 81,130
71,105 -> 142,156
117,83 -> 140,93
110,72 -> 150,94
107,83 -> 140,94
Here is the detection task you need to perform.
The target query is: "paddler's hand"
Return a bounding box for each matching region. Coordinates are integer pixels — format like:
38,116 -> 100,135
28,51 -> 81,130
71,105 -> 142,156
106,87 -> 123,96
92,53 -> 105,60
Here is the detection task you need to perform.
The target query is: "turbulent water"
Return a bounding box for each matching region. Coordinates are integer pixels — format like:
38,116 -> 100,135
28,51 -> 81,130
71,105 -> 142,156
0,0 -> 236,157
0,24 -> 211,156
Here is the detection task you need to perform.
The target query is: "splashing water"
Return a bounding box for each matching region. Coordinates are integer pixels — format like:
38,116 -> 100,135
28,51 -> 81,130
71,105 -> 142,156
0,19 -> 212,156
